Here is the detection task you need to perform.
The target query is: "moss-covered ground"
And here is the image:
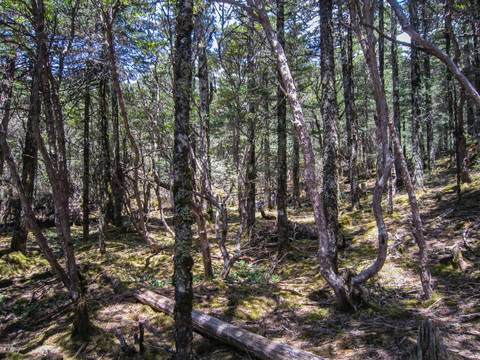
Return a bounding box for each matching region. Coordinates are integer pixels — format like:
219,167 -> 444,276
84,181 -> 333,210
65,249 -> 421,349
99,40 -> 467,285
0,159 -> 479,359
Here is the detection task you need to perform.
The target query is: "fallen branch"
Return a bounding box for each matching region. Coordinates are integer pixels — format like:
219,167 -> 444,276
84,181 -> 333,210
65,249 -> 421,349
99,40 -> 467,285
134,289 -> 326,360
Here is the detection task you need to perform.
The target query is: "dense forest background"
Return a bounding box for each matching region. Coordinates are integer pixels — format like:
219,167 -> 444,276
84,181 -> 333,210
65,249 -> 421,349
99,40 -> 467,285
0,0 -> 479,359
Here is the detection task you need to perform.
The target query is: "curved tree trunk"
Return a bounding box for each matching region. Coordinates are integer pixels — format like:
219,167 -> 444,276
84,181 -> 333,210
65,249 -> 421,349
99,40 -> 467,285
351,0 -> 432,299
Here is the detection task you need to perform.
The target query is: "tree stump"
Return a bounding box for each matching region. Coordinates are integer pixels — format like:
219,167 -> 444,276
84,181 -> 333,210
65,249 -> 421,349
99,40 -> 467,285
409,318 -> 450,360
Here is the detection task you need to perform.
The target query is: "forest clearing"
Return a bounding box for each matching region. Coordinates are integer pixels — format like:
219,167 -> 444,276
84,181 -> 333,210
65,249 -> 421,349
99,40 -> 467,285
1,158 -> 479,359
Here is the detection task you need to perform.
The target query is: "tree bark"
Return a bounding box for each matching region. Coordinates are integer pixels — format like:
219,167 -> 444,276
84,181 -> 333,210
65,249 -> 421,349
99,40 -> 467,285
194,6 -> 214,280
409,0 -> 425,190
340,4 -> 360,209
276,0 -> 289,254
173,0 -> 195,357
391,15 -> 404,190
0,53 -> 15,177
11,61 -> 38,254
320,0 -> 340,267
246,19 -> 257,240
82,68 -> 90,243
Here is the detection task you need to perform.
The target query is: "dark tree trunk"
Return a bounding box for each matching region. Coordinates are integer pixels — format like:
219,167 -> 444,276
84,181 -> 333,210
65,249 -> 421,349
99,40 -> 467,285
246,19 -> 256,239
340,4 -> 360,209
111,84 -> 124,227
98,75 -> 108,253
409,0 -> 424,189
320,0 -> 340,268
391,15 -> 404,190
263,76 -> 273,210
0,54 -> 15,177
422,3 -> 434,170
276,0 -> 289,254
173,0 -> 194,358
82,69 -> 90,243
11,60 -> 38,255
194,6 -> 214,281
292,131 -> 300,210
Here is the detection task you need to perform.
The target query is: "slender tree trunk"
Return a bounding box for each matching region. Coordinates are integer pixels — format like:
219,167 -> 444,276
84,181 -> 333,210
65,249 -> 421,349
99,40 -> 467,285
11,60 -> 38,255
292,132 -> 300,210
276,0 -> 289,254
111,84 -> 124,227
320,0 -> 340,268
98,75 -> 108,253
0,54 -> 15,177
340,5 -> 360,209
422,2 -> 434,171
263,76 -> 272,210
246,19 -> 256,239
409,0 -> 424,189
82,69 -> 90,242
391,15 -> 403,190
173,0 -> 194,357
195,7 -> 214,281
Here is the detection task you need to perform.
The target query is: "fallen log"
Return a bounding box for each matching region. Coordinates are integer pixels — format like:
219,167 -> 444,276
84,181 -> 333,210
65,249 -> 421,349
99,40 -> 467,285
134,289 -> 326,360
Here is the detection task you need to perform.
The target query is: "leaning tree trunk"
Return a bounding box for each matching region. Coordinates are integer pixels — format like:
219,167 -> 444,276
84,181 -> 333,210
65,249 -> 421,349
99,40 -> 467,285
233,0 -> 353,311
173,0 -> 195,358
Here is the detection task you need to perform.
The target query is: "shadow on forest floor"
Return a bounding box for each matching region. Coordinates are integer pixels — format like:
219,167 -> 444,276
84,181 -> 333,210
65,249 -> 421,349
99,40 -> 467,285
0,159 -> 480,359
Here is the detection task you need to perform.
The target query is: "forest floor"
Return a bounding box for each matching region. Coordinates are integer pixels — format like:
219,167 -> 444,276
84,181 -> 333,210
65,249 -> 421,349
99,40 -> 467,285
0,158 -> 479,360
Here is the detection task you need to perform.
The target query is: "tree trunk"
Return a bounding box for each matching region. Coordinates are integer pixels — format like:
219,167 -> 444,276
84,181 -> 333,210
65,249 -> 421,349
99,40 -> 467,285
422,3 -> 434,171
194,6 -> 214,281
11,62 -> 38,254
0,54 -> 15,178
276,0 -> 289,254
82,68 -> 90,243
410,0 -> 424,189
173,0 -> 195,357
320,0 -> 340,268
391,15 -> 404,190
98,75 -> 108,253
246,19 -> 256,240
135,289 -> 327,360
340,5 -> 360,209
111,84 -> 124,227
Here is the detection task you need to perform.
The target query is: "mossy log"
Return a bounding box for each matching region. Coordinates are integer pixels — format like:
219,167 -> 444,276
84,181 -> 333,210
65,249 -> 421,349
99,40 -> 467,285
134,289 -> 326,360
409,318 -> 450,360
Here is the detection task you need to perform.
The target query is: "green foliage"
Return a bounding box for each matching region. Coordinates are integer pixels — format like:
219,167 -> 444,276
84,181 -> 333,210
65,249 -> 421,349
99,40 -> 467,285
227,260 -> 268,283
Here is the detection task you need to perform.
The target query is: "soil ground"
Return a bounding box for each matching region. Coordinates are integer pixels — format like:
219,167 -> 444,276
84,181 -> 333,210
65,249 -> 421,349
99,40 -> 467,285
0,159 -> 479,359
